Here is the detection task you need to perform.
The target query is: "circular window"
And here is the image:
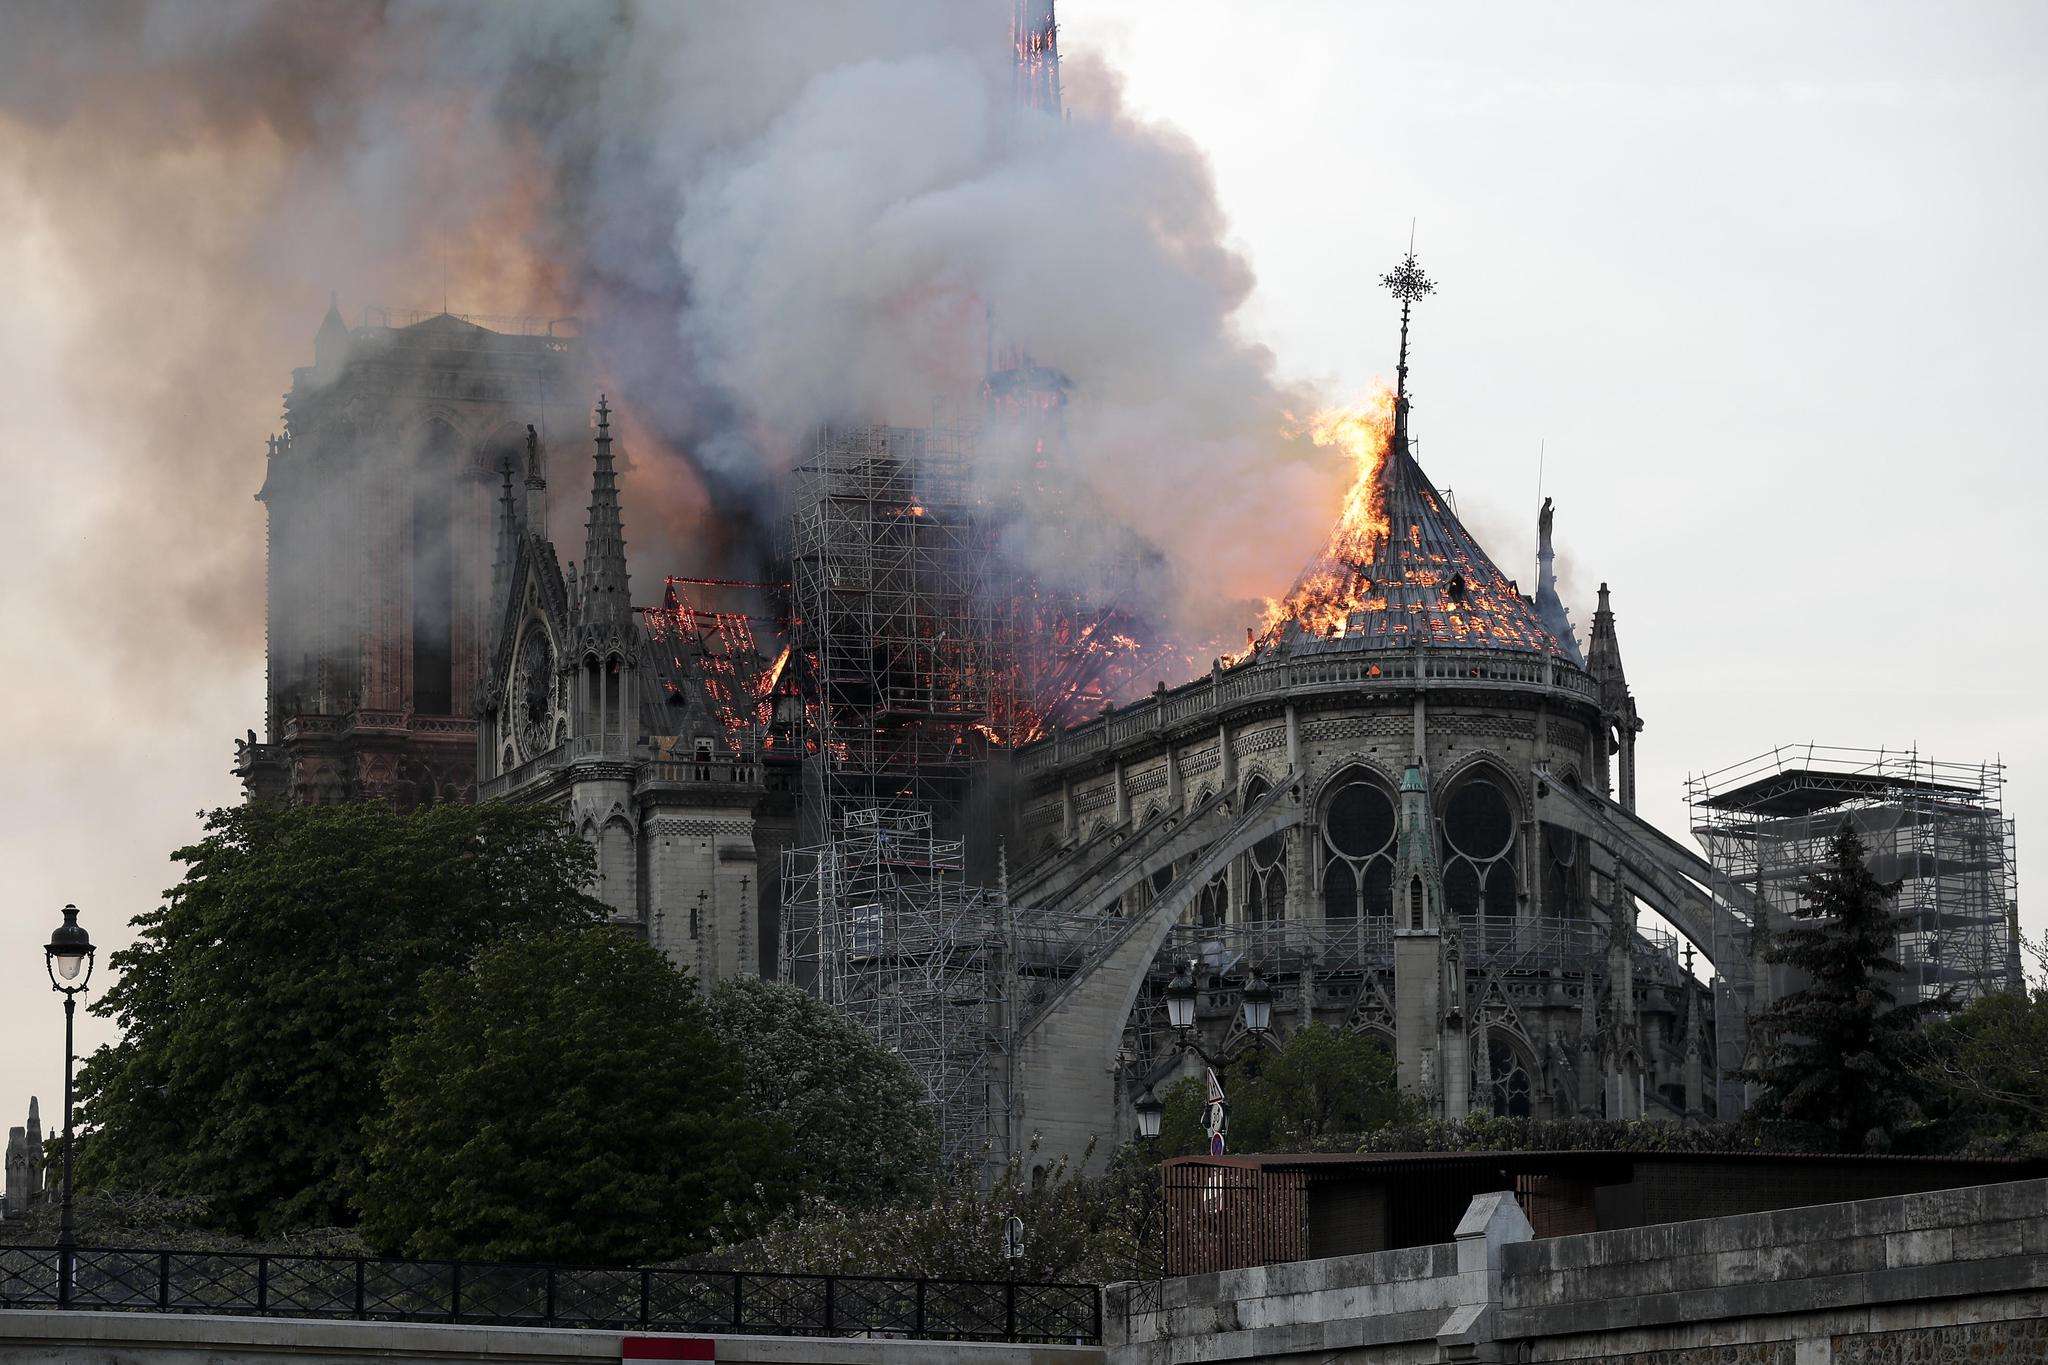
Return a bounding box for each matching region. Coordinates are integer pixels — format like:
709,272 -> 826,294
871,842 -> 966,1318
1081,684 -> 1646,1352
1444,778 -> 1514,859
1326,783 -> 1395,859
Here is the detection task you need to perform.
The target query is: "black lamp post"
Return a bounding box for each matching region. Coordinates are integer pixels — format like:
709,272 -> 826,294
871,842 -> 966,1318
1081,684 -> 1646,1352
1140,960 -> 1275,1145
45,903 -> 94,1307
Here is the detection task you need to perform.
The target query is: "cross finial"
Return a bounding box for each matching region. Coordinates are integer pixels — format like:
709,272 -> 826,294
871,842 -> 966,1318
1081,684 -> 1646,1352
1380,250 -> 1435,305
1382,237 -> 1435,433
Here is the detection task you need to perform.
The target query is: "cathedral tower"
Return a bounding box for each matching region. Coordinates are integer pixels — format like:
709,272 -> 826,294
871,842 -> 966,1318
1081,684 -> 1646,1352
237,304 -> 585,808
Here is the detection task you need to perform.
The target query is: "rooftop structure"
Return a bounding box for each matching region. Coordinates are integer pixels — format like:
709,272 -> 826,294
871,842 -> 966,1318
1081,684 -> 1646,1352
1689,745 -> 2022,1003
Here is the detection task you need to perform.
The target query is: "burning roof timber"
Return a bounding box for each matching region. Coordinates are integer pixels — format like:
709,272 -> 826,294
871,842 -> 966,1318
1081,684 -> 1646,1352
1254,251 -> 1578,665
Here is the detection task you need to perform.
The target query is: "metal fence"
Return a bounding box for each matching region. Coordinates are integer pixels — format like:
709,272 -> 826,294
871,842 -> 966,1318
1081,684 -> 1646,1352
0,1246 -> 1099,1344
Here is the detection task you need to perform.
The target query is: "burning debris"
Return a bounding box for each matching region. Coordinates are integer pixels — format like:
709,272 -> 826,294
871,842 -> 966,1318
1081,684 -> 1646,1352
640,576 -> 795,752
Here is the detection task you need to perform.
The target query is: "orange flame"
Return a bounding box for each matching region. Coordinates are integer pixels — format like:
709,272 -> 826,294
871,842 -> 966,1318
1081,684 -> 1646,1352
1255,386 -> 1397,642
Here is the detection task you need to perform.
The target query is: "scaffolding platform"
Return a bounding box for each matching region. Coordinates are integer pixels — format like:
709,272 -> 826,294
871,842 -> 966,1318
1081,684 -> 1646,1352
1688,744 -> 2021,1004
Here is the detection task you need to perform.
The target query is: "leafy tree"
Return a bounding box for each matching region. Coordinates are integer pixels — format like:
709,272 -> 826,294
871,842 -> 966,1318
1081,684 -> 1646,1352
1741,825 -> 1949,1152
1154,1024 -> 1408,1156
76,802 -> 603,1234
361,926 -> 783,1263
1916,932 -> 2048,1155
705,977 -> 937,1208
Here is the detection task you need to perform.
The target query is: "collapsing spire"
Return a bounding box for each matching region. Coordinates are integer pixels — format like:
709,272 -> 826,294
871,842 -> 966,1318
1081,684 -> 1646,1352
579,395 -> 631,630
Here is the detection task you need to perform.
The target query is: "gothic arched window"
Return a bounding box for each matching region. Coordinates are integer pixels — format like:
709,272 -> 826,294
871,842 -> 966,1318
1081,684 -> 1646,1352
1241,776 -> 1288,922
1473,1035 -> 1534,1118
1542,823 -> 1583,919
1439,771 -> 1520,922
1193,870 -> 1229,929
1320,771 -> 1396,921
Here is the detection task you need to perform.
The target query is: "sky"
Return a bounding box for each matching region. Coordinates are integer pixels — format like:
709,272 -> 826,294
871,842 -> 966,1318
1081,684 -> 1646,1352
0,1 -> 2042,1129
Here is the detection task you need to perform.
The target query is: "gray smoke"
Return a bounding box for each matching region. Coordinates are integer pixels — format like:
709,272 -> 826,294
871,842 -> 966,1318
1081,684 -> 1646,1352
0,0 -> 1350,659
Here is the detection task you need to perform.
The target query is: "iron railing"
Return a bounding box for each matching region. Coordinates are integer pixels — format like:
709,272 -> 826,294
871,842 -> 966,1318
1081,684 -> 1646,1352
0,1246 -> 1099,1344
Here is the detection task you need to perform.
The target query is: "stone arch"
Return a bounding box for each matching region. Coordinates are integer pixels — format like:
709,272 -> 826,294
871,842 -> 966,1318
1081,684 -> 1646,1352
1471,1025 -> 1541,1118
594,808 -> 636,918
1433,749 -> 1530,817
1305,753 -> 1403,816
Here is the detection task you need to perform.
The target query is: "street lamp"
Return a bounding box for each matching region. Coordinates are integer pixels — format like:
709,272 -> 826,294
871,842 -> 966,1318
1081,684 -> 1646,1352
1164,961 -> 1199,1033
1239,967 -> 1274,1037
45,903 -> 94,1308
1134,1088 -> 1165,1141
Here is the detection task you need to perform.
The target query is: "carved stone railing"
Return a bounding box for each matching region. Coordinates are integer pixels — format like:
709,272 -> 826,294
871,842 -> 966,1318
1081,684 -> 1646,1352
1018,646 -> 1598,779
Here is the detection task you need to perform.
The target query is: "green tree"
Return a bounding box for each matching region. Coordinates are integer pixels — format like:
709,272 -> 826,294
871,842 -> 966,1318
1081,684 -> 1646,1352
1155,1024 -> 1408,1156
1741,825 -> 1949,1152
1916,933 -> 2048,1155
705,977 -> 937,1208
77,802 -> 603,1234
361,926 -> 782,1263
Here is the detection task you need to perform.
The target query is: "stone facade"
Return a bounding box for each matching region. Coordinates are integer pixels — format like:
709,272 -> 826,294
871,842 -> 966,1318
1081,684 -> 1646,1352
473,399 -> 796,989
237,305 -> 588,809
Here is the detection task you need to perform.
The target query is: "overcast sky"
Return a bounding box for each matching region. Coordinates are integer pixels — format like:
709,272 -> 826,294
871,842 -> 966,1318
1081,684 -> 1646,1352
1,1 -> 2041,1126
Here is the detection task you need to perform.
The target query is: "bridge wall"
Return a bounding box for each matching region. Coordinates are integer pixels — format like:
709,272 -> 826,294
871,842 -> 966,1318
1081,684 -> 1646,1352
1106,1178 -> 2048,1365
0,1312 -> 1104,1364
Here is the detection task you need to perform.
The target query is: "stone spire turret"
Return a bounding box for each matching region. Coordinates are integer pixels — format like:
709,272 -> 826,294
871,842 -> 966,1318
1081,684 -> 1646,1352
1586,583 -> 1643,810
579,396 -> 632,632
491,458 -> 516,632
313,292 -> 350,374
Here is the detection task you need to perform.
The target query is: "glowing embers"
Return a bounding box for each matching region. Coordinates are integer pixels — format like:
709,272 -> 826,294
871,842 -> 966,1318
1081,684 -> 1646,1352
1250,386 -> 1569,660
640,576 -> 793,750
1257,388 -> 1397,642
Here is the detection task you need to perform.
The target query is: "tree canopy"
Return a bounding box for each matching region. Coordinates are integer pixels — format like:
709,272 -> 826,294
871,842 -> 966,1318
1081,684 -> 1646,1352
361,926 -> 782,1263
1154,1023 -> 1408,1156
76,802 -> 604,1234
1741,824 -> 1948,1152
705,976 -> 937,1209
1916,933 -> 2048,1156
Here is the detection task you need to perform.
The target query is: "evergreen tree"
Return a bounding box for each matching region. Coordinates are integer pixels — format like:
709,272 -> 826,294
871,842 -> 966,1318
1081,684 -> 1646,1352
1741,824 -> 1948,1152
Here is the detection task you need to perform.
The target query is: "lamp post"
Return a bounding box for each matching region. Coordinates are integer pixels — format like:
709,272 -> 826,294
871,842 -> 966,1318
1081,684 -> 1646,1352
1139,960 -> 1274,1147
45,903 -> 95,1307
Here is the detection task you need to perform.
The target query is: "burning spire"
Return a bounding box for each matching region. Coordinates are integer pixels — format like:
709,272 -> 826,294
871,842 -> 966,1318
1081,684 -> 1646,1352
1252,248 -> 1574,660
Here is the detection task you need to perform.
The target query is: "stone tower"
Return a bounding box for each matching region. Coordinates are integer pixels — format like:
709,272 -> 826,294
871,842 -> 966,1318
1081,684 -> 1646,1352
1586,583 -> 1643,812
236,302 -> 586,808
3,1097 -> 42,1219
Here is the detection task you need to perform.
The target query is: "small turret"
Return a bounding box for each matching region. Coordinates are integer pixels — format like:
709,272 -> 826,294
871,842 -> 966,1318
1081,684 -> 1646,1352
579,396 -> 632,634
1391,759 -> 1444,935
313,292 -> 351,374
1586,582 -> 1644,811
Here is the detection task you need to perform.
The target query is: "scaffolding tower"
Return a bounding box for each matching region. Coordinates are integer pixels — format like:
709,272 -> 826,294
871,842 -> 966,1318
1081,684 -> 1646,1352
782,807 -> 1010,1169
1689,745 -> 2022,1005
788,422 -> 997,847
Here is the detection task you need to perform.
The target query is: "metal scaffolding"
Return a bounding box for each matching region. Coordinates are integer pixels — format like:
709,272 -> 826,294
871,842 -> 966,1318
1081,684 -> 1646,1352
1689,745 -> 2021,1005
782,807 -> 1011,1169
788,422 -> 997,848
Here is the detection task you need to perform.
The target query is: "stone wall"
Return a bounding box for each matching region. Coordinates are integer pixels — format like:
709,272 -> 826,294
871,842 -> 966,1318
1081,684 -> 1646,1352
1107,1178 -> 2048,1365
0,1313 -> 1104,1365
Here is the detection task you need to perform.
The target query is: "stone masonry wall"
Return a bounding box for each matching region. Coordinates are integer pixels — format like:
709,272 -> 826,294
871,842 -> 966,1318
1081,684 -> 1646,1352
1107,1179 -> 2048,1365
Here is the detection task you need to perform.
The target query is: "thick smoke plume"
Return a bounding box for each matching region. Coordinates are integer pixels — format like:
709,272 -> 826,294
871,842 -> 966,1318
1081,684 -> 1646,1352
0,0 -> 1351,673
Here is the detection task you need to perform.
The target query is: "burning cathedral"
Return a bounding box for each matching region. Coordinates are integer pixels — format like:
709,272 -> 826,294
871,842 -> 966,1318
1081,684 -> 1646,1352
237,4 -> 1751,1173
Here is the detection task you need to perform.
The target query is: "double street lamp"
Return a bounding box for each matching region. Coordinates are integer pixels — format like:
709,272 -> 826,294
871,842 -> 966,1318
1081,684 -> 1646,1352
1134,961 -> 1275,1141
45,904 -> 95,1306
